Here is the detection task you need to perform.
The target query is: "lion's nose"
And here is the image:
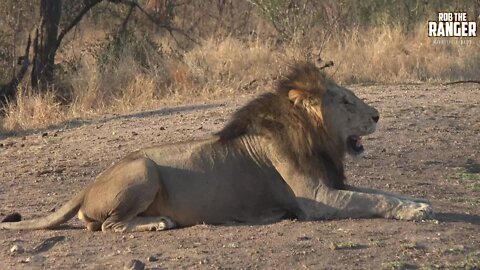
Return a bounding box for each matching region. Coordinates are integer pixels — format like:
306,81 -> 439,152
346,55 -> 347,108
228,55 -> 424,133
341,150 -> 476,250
372,116 -> 380,123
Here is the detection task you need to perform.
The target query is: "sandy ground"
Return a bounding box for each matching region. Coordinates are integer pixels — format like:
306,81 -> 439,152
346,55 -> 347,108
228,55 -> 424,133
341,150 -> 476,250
0,83 -> 479,270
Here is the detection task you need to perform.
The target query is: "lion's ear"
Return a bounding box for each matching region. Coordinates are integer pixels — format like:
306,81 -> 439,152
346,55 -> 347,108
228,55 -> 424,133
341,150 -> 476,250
288,89 -> 308,106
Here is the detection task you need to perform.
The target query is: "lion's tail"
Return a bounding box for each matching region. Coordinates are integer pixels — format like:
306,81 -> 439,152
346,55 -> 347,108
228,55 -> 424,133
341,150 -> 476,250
0,190 -> 85,230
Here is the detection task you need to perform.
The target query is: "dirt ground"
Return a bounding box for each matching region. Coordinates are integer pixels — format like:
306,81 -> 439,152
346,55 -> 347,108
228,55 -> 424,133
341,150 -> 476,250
0,83 -> 479,270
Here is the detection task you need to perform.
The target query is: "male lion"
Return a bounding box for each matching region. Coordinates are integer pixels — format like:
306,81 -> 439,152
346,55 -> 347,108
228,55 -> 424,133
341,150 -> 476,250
1,62 -> 433,232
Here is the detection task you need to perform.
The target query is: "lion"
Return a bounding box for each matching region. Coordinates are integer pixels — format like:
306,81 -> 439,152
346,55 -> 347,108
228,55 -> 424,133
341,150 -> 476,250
0,62 -> 433,232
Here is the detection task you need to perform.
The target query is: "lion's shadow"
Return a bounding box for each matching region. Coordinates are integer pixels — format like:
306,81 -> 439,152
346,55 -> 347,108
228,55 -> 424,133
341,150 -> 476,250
435,212 -> 480,225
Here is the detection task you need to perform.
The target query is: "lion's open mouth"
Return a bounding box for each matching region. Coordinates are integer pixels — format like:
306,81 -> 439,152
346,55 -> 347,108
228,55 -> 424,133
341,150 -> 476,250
347,135 -> 364,155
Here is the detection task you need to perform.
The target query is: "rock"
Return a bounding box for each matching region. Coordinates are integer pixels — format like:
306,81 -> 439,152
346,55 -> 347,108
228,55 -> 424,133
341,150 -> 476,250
25,255 -> 46,265
124,259 -> 145,270
2,212 -> 22,222
223,243 -> 238,248
10,244 -> 25,254
329,242 -> 339,250
297,235 -> 311,241
41,132 -> 48,137
147,255 -> 158,262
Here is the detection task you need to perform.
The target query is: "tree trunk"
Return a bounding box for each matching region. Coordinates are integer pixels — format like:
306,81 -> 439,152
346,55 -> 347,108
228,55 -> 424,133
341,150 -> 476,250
31,0 -> 62,90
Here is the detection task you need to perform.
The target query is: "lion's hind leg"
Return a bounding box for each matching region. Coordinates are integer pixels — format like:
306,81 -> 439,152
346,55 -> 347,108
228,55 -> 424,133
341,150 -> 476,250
123,216 -> 176,232
78,209 -> 102,231
87,222 -> 102,231
84,157 -> 168,233
101,216 -> 176,232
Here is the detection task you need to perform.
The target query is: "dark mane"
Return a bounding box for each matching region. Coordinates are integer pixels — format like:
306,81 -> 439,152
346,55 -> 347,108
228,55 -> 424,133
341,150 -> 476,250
216,62 -> 345,189
277,62 -> 327,96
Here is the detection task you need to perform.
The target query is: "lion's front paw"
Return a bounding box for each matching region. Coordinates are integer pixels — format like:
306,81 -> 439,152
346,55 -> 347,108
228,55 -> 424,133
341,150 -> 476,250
397,202 -> 434,221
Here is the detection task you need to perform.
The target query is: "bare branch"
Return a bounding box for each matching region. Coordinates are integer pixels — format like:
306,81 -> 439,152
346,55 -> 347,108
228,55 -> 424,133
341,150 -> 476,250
317,60 -> 334,70
118,1 -> 136,35
56,0 -> 104,50
0,35 -> 31,101
119,0 -> 199,46
443,80 -> 480,85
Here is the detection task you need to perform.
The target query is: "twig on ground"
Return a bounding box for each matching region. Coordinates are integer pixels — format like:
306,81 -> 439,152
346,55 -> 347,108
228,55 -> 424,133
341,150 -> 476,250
443,80 -> 480,85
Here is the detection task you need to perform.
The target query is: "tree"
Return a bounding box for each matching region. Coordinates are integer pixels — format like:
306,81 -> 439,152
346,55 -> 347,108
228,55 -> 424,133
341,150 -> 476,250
31,0 -> 62,89
0,0 -> 104,101
1,0 -> 182,101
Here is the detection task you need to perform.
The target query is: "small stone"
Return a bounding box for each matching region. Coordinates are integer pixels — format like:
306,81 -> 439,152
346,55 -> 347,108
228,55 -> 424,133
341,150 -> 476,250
124,259 -> 145,270
159,127 -> 165,130
297,235 -> 311,241
10,244 -> 25,254
2,212 -> 22,222
26,255 -> 46,265
132,131 -> 138,136
329,242 -> 339,250
224,243 -> 238,248
199,258 -> 209,265
147,255 -> 158,262
41,132 -> 48,137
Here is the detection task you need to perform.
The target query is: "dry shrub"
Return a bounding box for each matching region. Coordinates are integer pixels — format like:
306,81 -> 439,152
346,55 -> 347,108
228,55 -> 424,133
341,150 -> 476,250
3,88 -> 66,131
321,25 -> 480,83
182,37 -> 279,93
1,24 -> 478,133
113,73 -> 158,112
66,50 -> 169,116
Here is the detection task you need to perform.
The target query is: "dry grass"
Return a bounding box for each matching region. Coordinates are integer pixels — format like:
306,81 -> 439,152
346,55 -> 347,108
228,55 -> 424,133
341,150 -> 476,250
1,24 -> 478,133
2,88 -> 66,131
321,25 -> 480,83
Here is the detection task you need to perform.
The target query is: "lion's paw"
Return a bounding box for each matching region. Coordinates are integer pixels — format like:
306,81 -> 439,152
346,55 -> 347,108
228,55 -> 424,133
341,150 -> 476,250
397,202 -> 434,221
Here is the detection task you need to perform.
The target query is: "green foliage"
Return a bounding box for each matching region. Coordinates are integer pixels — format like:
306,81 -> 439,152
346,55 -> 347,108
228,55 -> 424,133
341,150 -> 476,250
462,172 -> 480,181
461,172 -> 480,192
250,0 -> 480,36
